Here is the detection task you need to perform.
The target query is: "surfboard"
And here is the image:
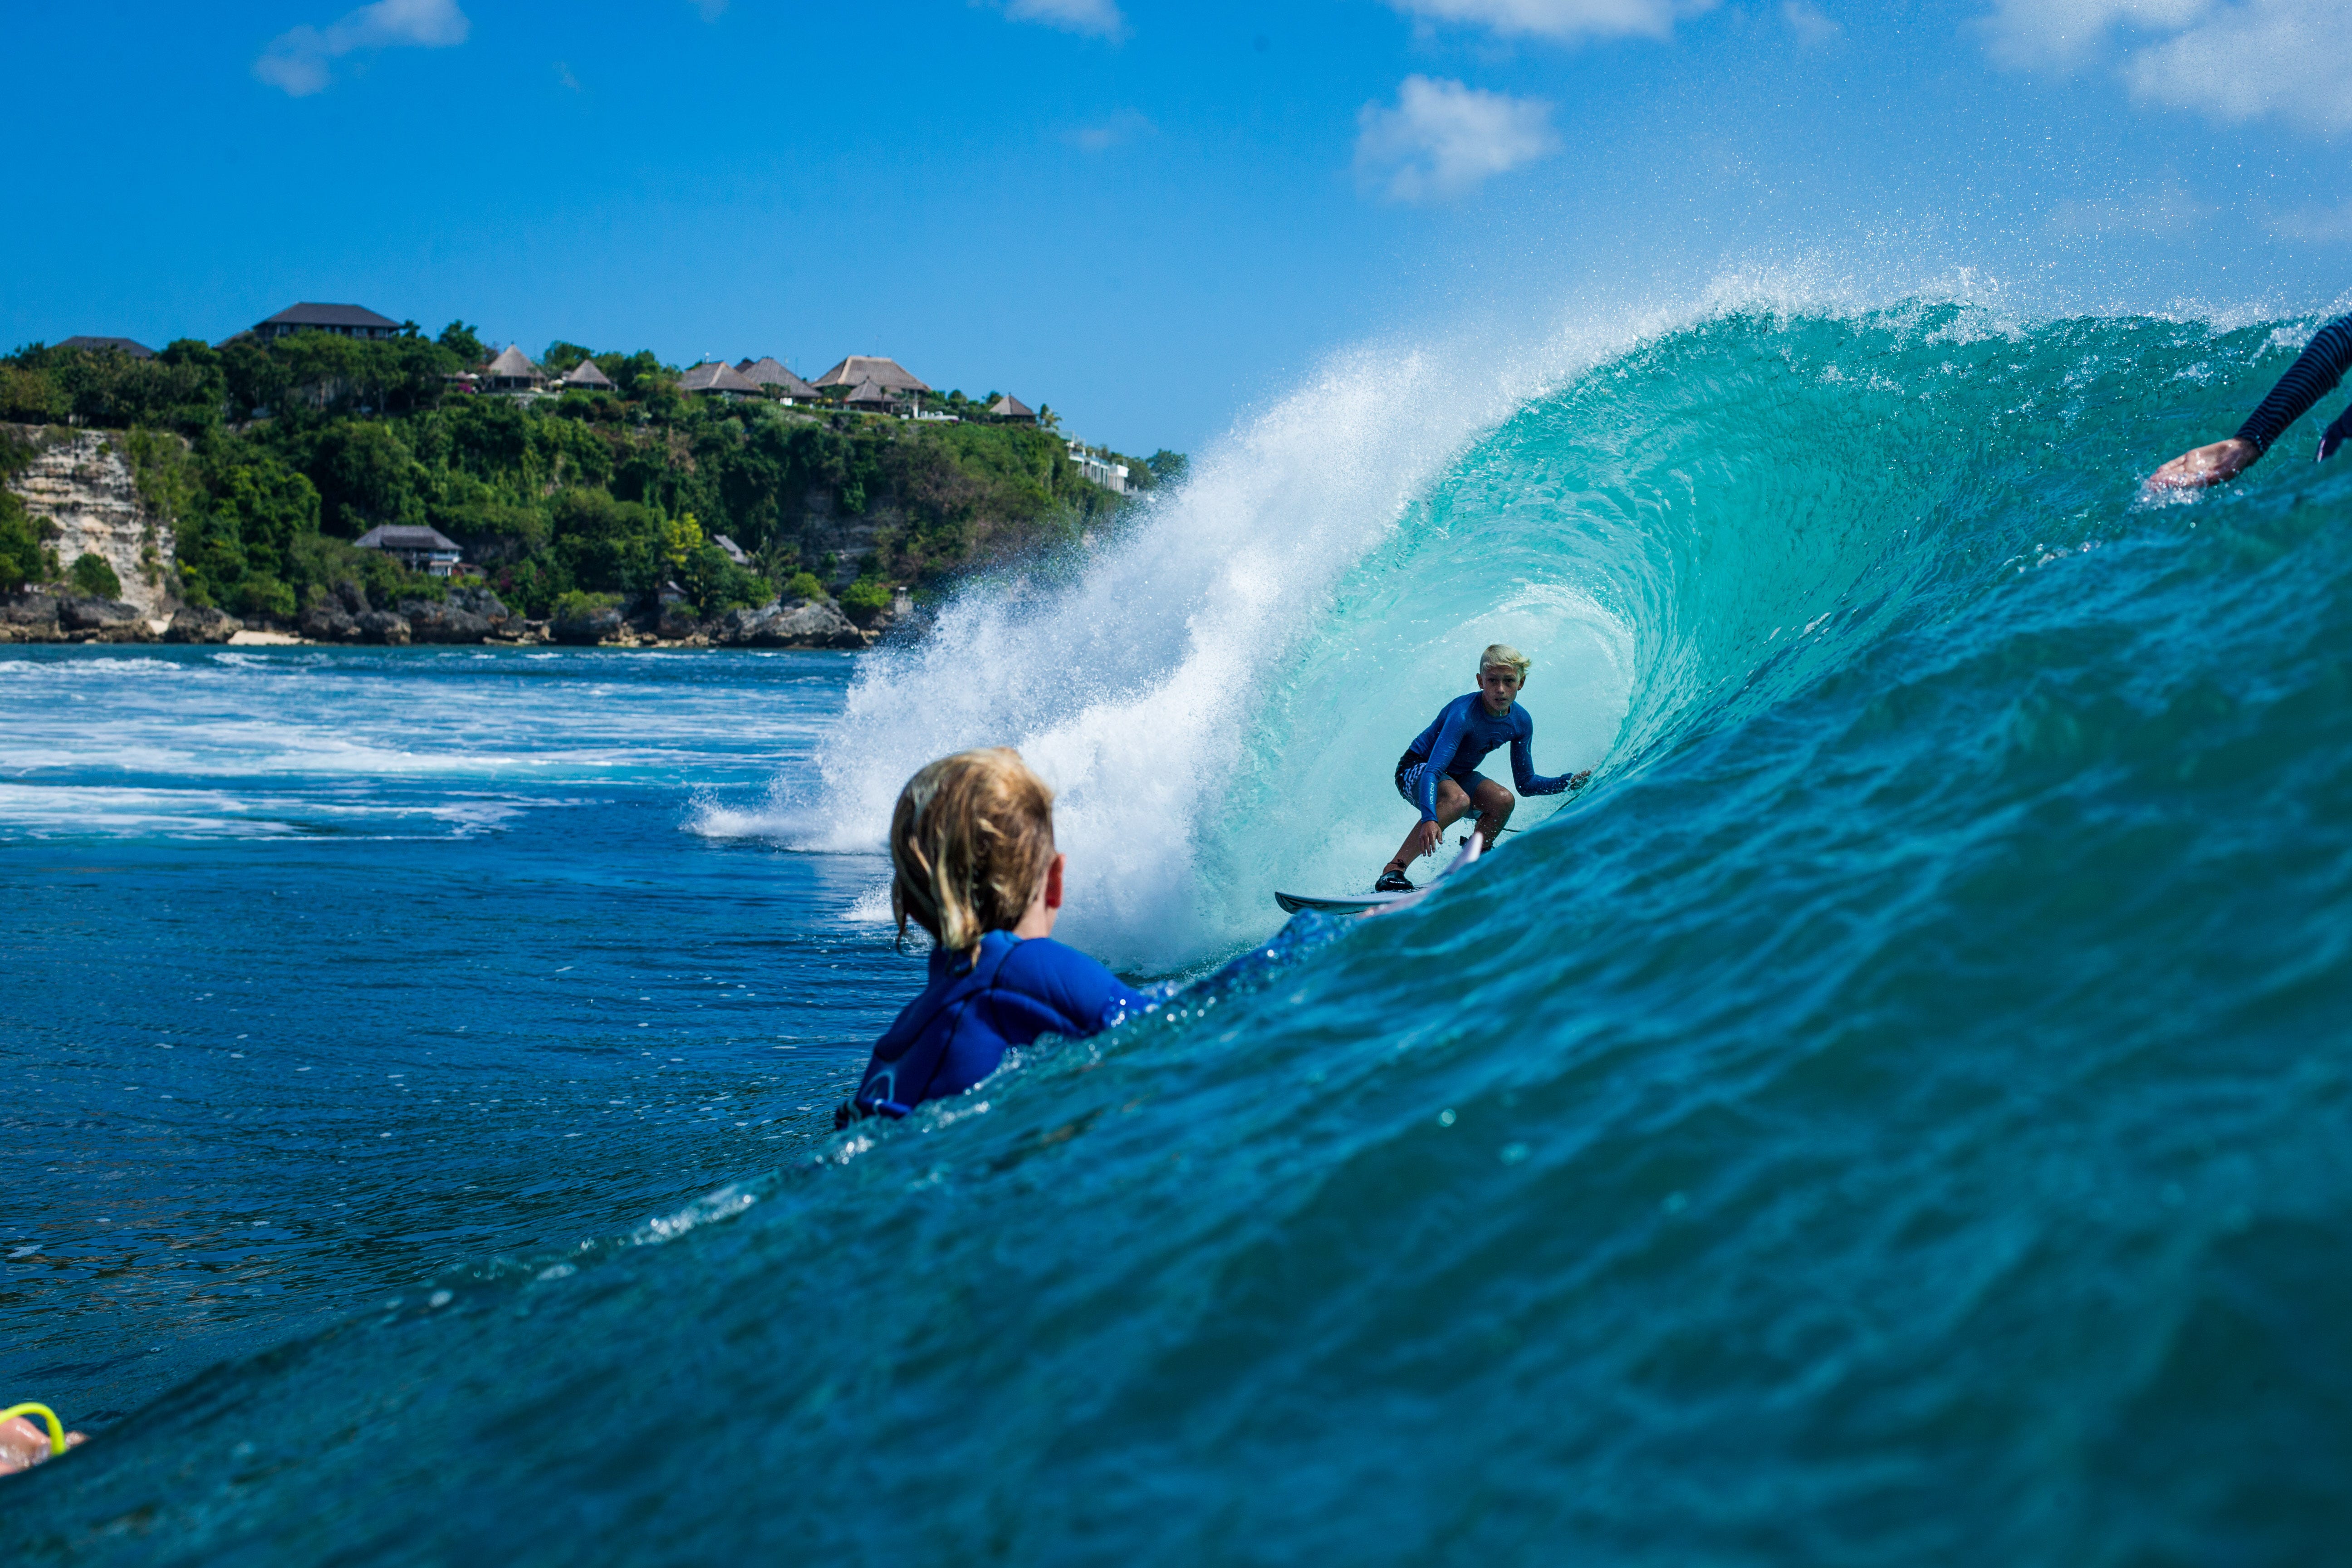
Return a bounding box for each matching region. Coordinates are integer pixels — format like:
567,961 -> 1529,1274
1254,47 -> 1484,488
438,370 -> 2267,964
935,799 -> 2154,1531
1274,833 -> 1481,916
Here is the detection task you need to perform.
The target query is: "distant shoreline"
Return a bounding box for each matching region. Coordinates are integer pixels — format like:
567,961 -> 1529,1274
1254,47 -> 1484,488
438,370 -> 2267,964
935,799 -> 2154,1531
0,585 -> 897,652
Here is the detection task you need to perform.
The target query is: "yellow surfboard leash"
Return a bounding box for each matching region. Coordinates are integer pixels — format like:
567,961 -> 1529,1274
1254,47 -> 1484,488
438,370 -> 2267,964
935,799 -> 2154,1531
3,1402 -> 69,1457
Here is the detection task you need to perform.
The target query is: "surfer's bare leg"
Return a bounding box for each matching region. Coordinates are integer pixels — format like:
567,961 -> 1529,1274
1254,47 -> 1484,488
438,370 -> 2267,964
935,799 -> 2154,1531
1469,777 -> 1515,853
1384,778 -> 1472,874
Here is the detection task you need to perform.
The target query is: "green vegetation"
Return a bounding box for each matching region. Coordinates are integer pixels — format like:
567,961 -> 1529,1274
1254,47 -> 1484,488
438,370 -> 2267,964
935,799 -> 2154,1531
0,329 -> 1177,622
0,429 -> 49,592
68,552 -> 121,600
840,576 -> 892,625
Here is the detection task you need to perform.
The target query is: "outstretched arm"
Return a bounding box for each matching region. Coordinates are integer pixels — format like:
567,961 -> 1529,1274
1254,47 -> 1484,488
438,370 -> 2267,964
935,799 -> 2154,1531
2148,315 -> 2352,491
1509,722 -> 1589,798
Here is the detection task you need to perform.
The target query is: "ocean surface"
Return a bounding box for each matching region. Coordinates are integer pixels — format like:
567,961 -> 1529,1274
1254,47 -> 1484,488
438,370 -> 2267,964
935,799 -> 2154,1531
9,301 -> 2352,1563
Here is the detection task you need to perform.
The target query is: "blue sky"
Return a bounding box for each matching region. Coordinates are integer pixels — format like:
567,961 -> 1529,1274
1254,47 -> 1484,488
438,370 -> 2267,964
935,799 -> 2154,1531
6,0 -> 2346,453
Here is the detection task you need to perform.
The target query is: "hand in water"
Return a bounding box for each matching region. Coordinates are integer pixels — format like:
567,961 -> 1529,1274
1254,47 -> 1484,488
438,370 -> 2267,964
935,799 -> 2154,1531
0,1416 -> 84,1475
2145,437 -> 2257,494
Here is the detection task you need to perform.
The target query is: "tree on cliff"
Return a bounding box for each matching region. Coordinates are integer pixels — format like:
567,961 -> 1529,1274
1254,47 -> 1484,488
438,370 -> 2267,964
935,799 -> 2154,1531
0,431 -> 44,591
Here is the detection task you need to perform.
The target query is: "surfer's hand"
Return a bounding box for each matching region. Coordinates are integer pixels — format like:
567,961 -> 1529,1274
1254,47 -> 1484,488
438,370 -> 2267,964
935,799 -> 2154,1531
1409,820 -> 1441,858
2146,437 -> 2256,494
1568,770 -> 1592,790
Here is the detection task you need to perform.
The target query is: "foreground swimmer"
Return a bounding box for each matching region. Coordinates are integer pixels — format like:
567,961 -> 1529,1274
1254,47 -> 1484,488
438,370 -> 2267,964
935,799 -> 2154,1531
1375,643 -> 1589,892
839,747 -> 1147,1125
2147,312 -> 2352,491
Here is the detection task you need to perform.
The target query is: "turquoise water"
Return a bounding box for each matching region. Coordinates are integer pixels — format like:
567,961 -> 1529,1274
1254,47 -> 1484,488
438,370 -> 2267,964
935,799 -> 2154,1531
10,304 -> 2352,1563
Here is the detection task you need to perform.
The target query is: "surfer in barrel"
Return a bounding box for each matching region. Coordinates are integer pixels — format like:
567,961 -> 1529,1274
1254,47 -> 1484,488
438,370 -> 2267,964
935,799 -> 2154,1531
839,747 -> 1149,1125
2147,311 -> 2352,491
1374,643 -> 1589,893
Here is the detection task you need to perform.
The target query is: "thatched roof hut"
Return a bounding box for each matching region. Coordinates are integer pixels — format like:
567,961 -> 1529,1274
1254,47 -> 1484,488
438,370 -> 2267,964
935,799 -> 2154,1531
987,393 -> 1036,424
736,357 -> 818,399
681,361 -> 762,396
813,355 -> 930,394
560,357 -> 615,390
483,344 -> 548,391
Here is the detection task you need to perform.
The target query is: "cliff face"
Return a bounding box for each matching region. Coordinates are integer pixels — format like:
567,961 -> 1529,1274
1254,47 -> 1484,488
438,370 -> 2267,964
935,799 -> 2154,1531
5,427 -> 177,617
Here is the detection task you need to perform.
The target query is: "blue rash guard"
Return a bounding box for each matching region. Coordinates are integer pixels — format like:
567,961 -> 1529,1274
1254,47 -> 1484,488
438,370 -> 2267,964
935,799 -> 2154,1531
841,930 -> 1148,1123
2236,314 -> 2352,462
1395,692 -> 1576,822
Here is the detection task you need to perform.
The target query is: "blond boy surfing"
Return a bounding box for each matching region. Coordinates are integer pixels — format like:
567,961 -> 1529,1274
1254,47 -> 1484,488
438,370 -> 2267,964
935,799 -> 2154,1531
1375,643 -> 1589,892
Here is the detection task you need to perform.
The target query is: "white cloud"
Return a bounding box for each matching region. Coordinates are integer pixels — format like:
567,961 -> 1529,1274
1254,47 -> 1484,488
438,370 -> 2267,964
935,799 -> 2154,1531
1980,0 -> 2201,66
2125,2 -> 2352,130
1782,0 -> 1841,46
1068,110 -> 1154,153
255,0 -> 469,96
1982,0 -> 2352,132
1354,76 -> 1560,203
1005,0 -> 1126,40
1386,0 -> 1715,42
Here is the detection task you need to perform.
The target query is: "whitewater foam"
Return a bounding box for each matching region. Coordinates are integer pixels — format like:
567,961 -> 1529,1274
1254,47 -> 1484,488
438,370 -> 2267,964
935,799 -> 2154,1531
806,319 -> 1666,969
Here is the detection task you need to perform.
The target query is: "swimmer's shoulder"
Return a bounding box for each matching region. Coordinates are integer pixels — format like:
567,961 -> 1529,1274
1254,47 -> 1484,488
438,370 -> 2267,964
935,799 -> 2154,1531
998,936 -> 1147,1027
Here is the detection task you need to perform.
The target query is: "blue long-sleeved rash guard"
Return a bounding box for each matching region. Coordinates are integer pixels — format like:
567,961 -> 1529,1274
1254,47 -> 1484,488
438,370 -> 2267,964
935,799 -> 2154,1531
1400,692 -> 1575,821
846,930 -> 1147,1120
2236,314 -> 2352,461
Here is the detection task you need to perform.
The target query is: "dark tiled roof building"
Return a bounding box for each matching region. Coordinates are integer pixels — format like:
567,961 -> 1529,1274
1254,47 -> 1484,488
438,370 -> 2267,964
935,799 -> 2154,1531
254,303 -> 403,342
58,336 -> 155,359
353,524 -> 463,576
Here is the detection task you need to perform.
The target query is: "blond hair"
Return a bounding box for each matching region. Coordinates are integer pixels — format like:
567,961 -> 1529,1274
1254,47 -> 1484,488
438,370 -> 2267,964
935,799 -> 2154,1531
890,748 -> 1058,955
1480,643 -> 1531,683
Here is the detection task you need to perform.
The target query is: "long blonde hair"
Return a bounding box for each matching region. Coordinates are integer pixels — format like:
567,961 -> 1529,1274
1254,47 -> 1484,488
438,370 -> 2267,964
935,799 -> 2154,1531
890,748 -> 1058,955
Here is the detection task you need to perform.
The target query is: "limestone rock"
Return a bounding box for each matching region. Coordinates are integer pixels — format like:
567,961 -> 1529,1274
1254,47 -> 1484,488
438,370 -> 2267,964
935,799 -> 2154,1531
552,603 -> 623,645
402,601 -> 494,644
165,606 -> 244,644
0,593 -> 62,641
714,598 -> 867,650
3,428 -> 177,618
354,610 -> 411,645
301,603 -> 359,642
448,586 -> 510,622
58,595 -> 147,635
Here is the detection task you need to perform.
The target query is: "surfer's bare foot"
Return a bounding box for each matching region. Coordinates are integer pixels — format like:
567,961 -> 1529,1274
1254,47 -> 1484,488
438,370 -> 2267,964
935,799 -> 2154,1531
2146,437 -> 2256,494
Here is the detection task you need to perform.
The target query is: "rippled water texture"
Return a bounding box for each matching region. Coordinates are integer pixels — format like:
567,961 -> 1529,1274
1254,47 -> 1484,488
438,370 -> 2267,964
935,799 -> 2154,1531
11,305 -> 2352,1564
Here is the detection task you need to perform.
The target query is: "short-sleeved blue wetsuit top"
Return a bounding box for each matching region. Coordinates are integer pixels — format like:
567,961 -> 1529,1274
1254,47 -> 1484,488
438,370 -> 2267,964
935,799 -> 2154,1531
1397,692 -> 1575,822
844,930 -> 1148,1122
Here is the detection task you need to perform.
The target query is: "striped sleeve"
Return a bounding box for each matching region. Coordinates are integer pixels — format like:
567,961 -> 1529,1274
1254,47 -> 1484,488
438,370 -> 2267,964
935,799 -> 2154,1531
2235,315 -> 2352,456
